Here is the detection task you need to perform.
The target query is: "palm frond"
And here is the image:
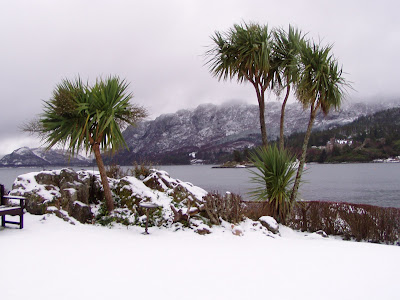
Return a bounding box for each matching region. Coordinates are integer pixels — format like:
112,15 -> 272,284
248,145 -> 297,223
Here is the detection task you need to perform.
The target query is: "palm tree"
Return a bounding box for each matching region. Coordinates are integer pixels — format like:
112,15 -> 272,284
290,41 -> 348,202
272,25 -> 305,150
26,76 -> 147,213
248,145 -> 297,224
206,22 -> 276,147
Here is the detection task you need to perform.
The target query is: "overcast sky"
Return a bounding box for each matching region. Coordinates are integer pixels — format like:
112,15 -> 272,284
1,0 -> 399,156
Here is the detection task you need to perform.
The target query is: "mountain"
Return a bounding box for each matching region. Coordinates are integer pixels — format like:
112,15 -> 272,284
3,100 -> 399,166
0,147 -> 91,167
109,100 -> 400,164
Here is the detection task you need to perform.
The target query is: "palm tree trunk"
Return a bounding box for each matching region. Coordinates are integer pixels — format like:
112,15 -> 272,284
253,82 -> 268,148
93,143 -> 114,213
279,84 -> 291,150
290,106 -> 318,202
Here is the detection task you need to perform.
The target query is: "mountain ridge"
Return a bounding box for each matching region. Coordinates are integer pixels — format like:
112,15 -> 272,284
2,100 -> 399,166
0,147 -> 91,167
110,100 -> 400,164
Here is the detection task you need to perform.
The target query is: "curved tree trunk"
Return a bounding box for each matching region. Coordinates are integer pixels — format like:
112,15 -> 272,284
93,143 -> 114,213
253,81 -> 268,148
258,97 -> 268,148
279,84 -> 291,150
290,105 -> 318,203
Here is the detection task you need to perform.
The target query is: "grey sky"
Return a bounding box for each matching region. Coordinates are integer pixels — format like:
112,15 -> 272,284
1,0 -> 399,156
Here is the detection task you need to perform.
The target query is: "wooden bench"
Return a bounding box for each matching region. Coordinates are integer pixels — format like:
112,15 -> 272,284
0,184 -> 25,229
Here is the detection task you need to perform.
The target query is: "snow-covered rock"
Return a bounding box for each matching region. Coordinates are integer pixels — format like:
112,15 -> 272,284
259,216 -> 280,234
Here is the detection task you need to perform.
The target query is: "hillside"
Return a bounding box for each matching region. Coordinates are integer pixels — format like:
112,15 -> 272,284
109,101 -> 399,165
0,147 -> 91,167
286,107 -> 400,163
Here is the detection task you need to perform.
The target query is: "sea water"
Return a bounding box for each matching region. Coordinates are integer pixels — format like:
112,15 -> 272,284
0,163 -> 399,208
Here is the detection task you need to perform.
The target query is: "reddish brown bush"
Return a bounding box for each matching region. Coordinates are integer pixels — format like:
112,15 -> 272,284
204,192 -> 245,224
241,201 -> 273,220
286,201 -> 400,245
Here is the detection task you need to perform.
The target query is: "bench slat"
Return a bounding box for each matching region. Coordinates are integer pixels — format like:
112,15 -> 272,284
1,184 -> 24,229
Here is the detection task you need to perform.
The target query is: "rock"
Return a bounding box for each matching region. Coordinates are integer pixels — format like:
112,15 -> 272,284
259,216 -> 279,234
315,230 -> 328,238
11,168 -> 95,224
59,168 -> 79,189
25,193 -> 55,215
195,227 -> 211,235
35,172 -> 60,186
68,201 -> 93,224
231,224 -> 244,236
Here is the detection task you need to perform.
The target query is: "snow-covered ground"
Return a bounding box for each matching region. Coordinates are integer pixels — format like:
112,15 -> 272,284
2,213 -> 399,300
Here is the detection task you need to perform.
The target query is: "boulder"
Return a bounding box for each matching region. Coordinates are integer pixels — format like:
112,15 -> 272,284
11,168 -> 95,224
35,172 -> 60,186
68,201 -> 93,224
231,224 -> 244,236
315,230 -> 328,238
259,216 -> 279,234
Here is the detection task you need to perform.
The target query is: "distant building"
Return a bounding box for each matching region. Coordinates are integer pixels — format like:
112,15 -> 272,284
326,138 -> 353,152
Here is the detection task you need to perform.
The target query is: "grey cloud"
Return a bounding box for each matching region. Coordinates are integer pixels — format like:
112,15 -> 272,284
0,0 -> 399,156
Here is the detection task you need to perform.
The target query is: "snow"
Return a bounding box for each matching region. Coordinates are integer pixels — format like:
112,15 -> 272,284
12,171 -> 62,201
2,168 -> 400,299
14,147 -> 31,155
259,215 -> 279,232
1,214 -> 399,300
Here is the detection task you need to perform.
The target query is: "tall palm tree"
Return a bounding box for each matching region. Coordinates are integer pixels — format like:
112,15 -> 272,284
290,41 -> 347,202
272,25 -> 305,150
27,76 -> 147,213
206,22 -> 276,147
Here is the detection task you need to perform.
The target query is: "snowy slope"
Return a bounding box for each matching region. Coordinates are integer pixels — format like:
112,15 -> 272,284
0,147 -> 91,167
1,213 -> 399,300
116,100 -> 400,163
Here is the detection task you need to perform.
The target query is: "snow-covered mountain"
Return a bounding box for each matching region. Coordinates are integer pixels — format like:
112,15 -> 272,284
3,100 -> 399,166
0,147 -> 91,167
110,100 -> 400,164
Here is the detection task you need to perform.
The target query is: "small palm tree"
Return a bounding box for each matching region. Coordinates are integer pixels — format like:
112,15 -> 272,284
26,76 -> 147,213
206,22 -> 276,147
272,25 -> 305,150
248,145 -> 297,223
290,41 -> 348,202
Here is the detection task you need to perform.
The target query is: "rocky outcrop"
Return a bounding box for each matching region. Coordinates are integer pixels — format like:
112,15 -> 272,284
9,168 -> 286,236
11,168 -> 99,223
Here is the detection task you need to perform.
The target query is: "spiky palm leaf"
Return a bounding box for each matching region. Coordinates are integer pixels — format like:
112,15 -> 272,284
272,25 -> 306,150
295,41 -> 346,114
39,76 -> 146,155
290,41 -> 348,203
206,22 -> 276,147
248,145 -> 297,223
30,75 -> 147,213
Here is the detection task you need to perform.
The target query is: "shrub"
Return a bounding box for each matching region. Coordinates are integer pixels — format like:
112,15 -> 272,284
131,162 -> 153,180
203,192 -> 244,225
106,164 -> 128,179
248,145 -> 297,224
286,201 -> 400,244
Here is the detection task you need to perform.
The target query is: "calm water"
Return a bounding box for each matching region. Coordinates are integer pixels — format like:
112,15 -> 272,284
0,163 -> 399,208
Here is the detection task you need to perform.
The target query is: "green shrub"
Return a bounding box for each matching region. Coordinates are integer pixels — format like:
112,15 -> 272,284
248,145 -> 297,224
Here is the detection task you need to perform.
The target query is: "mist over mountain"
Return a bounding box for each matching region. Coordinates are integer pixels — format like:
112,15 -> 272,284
0,147 -> 91,167
2,99 -> 399,167
109,99 -> 400,164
